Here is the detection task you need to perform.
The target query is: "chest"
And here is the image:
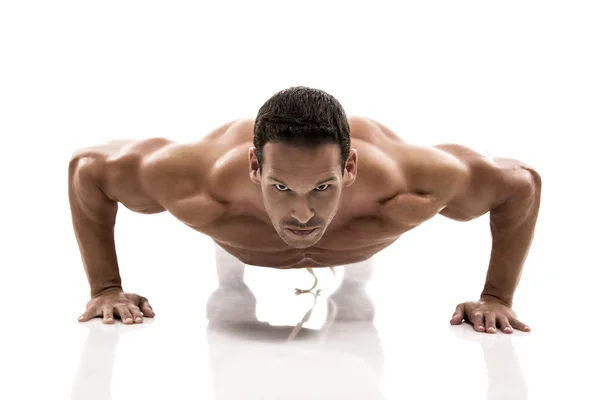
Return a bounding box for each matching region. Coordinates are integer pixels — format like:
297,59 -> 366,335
203,211 -> 420,269
179,189 -> 444,268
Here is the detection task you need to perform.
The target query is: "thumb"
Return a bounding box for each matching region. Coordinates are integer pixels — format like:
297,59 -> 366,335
450,303 -> 465,325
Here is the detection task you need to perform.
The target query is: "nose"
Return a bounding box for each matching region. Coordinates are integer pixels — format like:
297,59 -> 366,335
290,197 -> 314,225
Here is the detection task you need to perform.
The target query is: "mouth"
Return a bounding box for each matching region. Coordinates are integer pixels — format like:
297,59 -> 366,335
287,228 -> 318,237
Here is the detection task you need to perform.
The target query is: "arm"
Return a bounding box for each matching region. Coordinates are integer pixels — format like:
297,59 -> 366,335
433,145 -> 542,307
68,155 -> 121,297
394,142 -> 540,333
481,165 -> 541,307
69,138 -> 171,323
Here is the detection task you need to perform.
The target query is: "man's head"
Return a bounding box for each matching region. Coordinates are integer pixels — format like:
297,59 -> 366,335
249,86 -> 358,248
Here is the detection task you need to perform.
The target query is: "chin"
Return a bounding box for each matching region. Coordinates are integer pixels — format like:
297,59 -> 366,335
287,240 -> 318,249
279,230 -> 323,249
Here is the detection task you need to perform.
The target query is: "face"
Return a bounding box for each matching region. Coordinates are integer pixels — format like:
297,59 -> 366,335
249,142 -> 357,248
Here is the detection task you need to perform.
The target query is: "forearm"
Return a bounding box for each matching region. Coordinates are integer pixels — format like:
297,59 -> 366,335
481,170 -> 541,307
69,158 -> 122,297
72,215 -> 122,296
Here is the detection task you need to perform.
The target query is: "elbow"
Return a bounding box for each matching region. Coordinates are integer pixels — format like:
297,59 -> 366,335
515,165 -> 541,195
522,165 -> 541,188
69,151 -> 92,175
519,167 -> 542,214
68,154 -> 104,190
524,167 -> 542,200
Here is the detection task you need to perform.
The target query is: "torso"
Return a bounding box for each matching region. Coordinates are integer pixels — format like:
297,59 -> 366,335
166,117 -> 447,269
92,116 -> 459,269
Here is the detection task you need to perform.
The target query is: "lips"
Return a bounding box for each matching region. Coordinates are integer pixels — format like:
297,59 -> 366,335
287,228 -> 317,236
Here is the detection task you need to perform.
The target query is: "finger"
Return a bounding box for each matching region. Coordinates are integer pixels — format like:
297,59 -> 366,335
140,298 -> 155,318
498,317 -> 513,334
470,311 -> 485,332
78,308 -> 97,322
510,318 -> 531,332
129,305 -> 144,324
102,306 -> 115,324
484,312 -> 497,333
450,304 -> 465,325
115,305 -> 134,324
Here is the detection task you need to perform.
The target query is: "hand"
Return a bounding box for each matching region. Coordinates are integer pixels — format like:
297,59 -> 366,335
78,289 -> 155,324
449,296 -> 531,334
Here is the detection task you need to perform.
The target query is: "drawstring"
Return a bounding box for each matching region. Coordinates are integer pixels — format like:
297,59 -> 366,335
287,267 -> 338,342
295,266 -> 337,294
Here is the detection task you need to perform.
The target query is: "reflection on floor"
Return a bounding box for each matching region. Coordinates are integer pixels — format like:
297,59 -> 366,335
67,243 -> 539,400
205,245 -> 383,399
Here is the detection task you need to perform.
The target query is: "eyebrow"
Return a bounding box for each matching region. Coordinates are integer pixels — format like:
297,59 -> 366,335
267,176 -> 337,186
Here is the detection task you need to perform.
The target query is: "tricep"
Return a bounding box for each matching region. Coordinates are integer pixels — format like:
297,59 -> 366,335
434,144 -> 540,222
70,138 -> 174,215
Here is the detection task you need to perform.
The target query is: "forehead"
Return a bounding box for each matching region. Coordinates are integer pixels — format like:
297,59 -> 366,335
262,142 -> 340,176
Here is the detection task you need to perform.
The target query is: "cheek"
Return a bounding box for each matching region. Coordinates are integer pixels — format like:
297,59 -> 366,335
315,191 -> 340,209
263,196 -> 287,219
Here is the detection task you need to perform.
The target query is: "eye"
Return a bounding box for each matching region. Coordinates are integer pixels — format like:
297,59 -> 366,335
274,184 -> 289,192
314,184 -> 330,191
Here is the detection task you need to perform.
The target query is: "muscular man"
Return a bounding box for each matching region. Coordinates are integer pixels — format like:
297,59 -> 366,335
69,86 -> 541,334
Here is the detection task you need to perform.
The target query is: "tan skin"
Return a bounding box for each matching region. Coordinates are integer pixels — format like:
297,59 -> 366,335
69,117 -> 541,333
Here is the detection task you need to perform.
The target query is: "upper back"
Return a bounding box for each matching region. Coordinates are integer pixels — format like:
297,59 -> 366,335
197,116 -> 411,213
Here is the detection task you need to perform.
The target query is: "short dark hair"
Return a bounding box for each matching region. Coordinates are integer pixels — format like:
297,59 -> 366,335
253,86 -> 350,174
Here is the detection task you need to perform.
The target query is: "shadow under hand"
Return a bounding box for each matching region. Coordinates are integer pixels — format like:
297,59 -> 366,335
452,325 -> 528,400
70,319 -> 153,400
205,252 -> 385,399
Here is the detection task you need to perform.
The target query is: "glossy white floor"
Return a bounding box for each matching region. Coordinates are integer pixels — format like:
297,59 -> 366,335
2,203 -> 599,399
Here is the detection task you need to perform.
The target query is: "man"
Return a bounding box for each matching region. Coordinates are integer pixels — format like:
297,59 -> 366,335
69,86 -> 541,334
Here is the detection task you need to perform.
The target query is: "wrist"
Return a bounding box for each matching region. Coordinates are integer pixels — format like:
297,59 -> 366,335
480,292 -> 512,308
92,285 -> 123,298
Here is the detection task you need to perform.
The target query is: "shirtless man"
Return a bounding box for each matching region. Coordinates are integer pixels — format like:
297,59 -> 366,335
69,86 -> 541,334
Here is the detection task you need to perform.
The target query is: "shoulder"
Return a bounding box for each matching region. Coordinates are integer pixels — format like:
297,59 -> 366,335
139,140 -> 235,226
347,115 -> 407,144
140,126 -> 258,208
401,144 -> 470,200
141,140 -> 221,201
140,119 -> 245,195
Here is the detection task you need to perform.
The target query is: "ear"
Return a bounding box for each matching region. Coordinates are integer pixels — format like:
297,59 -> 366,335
248,147 -> 261,184
343,149 -> 358,187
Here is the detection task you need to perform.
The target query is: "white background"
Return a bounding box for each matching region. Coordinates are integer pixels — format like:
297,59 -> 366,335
1,1 -> 599,399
